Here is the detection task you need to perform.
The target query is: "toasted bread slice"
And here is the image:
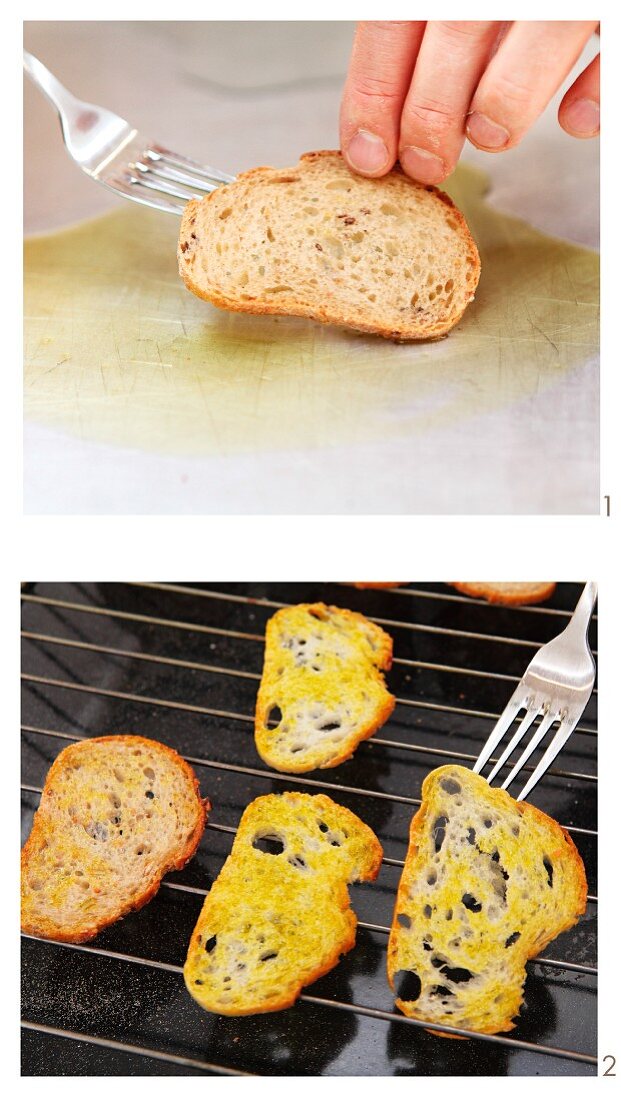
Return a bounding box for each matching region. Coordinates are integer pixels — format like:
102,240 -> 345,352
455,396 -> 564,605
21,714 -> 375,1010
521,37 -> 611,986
184,791 -> 382,1015
450,582 -> 556,606
21,736 -> 209,944
178,150 -> 480,340
255,602 -> 395,772
387,765 -> 587,1035
353,583 -> 407,589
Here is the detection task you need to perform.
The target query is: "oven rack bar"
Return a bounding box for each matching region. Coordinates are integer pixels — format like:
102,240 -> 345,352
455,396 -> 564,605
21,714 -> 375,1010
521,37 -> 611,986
21,628 -> 598,701
158,879 -> 596,975
20,1020 -> 253,1076
20,776 -> 598,899
20,935 -> 596,1065
20,729 -> 597,839
21,669 -> 597,748
381,586 -> 596,619
22,592 -> 598,657
134,581 -> 598,622
20,650 -> 597,780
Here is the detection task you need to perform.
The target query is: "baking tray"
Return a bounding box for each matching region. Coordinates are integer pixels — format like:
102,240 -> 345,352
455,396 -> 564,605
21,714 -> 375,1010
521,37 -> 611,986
20,582 -> 597,1075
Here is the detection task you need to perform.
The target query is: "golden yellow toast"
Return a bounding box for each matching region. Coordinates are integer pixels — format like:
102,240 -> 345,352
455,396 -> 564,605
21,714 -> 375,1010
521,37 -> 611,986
184,791 -> 382,1015
21,736 -> 209,943
255,602 -> 395,772
387,765 -> 587,1035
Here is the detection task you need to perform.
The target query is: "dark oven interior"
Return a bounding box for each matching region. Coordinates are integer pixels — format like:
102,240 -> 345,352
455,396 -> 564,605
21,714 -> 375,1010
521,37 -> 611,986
21,582 -> 597,1076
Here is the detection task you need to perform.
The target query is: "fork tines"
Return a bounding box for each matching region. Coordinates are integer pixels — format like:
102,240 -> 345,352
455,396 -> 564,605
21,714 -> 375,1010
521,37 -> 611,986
473,686 -> 577,802
108,144 -> 234,214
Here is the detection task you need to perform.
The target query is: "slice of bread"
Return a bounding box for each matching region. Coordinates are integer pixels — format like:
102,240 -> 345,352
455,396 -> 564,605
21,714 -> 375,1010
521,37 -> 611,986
255,602 -> 395,772
450,582 -> 557,606
352,583 -> 407,589
387,765 -> 587,1035
178,150 -> 480,340
184,791 -> 382,1015
21,736 -> 209,944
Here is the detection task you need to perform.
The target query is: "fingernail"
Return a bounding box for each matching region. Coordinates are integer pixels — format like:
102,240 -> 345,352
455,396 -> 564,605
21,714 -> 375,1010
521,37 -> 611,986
400,146 -> 445,184
563,98 -> 600,136
466,111 -> 510,150
346,130 -> 390,174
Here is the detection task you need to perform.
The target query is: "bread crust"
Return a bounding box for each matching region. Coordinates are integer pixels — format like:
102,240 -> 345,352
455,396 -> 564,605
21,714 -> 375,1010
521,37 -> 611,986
387,765 -> 587,1036
178,150 -> 481,341
21,735 -> 209,944
352,583 -> 407,589
184,791 -> 382,1015
255,602 -> 395,772
450,582 -> 557,606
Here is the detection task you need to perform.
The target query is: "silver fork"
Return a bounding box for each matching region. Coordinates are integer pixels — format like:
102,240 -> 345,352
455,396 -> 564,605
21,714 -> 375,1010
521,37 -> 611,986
473,582 -> 597,801
23,50 -> 233,215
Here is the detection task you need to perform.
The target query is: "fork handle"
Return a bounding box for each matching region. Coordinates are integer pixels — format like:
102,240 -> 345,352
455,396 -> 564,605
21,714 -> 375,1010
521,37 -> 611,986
566,581 -> 598,637
23,50 -> 79,118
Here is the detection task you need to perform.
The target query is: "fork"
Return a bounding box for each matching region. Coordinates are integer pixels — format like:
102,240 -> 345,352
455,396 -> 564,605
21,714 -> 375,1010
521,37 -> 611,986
473,582 -> 597,802
23,50 -> 233,215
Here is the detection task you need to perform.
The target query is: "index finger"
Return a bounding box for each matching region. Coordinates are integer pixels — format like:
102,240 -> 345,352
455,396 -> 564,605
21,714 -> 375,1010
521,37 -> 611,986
340,21 -> 425,177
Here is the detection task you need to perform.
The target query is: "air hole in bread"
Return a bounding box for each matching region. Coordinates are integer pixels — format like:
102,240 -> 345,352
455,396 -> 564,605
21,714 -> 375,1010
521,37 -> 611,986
423,905 -> 432,918
483,818 -> 493,828
432,957 -> 474,984
145,790 -> 155,800
318,721 -> 341,732
441,778 -> 461,795
446,909 -> 453,921
505,932 -> 521,948
397,913 -> 411,928
288,854 -> 307,870
205,935 -> 217,954
252,833 -> 285,856
113,768 -> 124,783
430,985 -> 454,999
422,939 -> 432,951
462,893 -> 482,913
427,870 -> 437,885
260,951 -> 279,962
318,821 -> 329,833
543,856 -> 554,887
466,827 -> 476,845
394,970 -> 421,1002
219,208 -> 233,220
143,767 -> 155,781
433,816 -> 448,852
267,705 -> 283,727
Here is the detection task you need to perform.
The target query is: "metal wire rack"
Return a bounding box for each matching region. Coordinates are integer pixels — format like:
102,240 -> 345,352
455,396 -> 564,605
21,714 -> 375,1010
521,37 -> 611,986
21,582 -> 597,1076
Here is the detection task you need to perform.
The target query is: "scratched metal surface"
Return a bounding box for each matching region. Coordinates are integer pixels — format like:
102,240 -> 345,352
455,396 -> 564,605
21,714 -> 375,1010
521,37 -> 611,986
23,22 -> 599,514
21,582 -> 597,1075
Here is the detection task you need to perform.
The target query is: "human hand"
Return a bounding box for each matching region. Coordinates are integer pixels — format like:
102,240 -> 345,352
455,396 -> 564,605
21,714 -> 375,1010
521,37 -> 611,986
340,21 -> 599,185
